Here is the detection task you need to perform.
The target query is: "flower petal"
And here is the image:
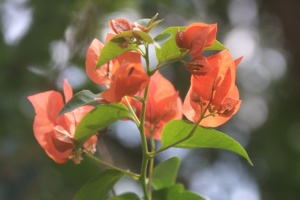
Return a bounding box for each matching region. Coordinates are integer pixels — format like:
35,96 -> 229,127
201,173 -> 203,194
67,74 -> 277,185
63,79 -> 73,103
85,39 -> 111,85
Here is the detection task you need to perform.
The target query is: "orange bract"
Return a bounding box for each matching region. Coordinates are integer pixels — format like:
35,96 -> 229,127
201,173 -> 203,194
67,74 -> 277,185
102,57 -> 150,103
132,71 -> 182,140
28,80 -> 97,164
85,37 -> 149,103
176,23 -> 217,57
183,50 -> 242,127
109,18 -> 133,34
85,39 -> 112,85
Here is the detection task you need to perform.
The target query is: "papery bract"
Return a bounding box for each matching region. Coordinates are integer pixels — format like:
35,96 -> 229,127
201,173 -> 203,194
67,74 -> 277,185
85,36 -> 149,103
176,23 -> 217,57
109,18 -> 133,34
185,55 -> 212,76
133,71 -> 182,140
183,50 -> 241,127
86,38 -> 112,85
28,80 -> 97,164
102,55 -> 150,103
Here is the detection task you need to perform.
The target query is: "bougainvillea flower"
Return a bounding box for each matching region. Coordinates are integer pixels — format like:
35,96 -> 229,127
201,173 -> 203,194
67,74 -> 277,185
85,38 -> 112,85
109,18 -> 133,34
28,80 -> 97,164
101,56 -> 150,103
176,23 -> 217,57
132,71 -> 182,140
183,50 -> 242,127
85,37 -> 149,103
185,55 -> 212,76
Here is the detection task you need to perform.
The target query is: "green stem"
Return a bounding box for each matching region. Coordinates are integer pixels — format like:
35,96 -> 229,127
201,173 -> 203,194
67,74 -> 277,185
139,41 -> 152,199
147,135 -> 155,197
85,151 -> 140,180
124,96 -> 140,126
139,84 -> 151,200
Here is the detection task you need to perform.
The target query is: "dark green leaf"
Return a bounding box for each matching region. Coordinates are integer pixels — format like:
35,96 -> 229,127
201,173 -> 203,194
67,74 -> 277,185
204,40 -> 228,51
151,157 -> 180,190
152,184 -> 204,200
74,103 -> 132,147
160,120 -> 253,165
108,193 -> 140,200
153,32 -> 172,49
155,27 -> 185,63
73,169 -> 123,200
59,90 -> 100,116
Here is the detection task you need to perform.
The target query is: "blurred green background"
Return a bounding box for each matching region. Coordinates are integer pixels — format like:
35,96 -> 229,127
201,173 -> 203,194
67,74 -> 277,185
1,0 -> 300,199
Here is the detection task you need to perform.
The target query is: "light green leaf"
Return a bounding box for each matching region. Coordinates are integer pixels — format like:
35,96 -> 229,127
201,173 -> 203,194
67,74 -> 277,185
153,32 -> 172,49
151,157 -> 180,190
74,103 -> 132,147
58,90 -> 100,116
108,193 -> 140,200
152,184 -> 205,200
160,120 -> 253,165
155,27 -> 185,63
73,169 -> 123,200
96,36 -> 136,69
204,40 -> 228,51
133,29 -> 153,43
96,30 -> 154,68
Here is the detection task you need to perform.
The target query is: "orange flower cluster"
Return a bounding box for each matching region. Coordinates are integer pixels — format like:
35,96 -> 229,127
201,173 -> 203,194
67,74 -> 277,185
28,17 -> 242,164
175,23 -> 242,127
183,50 -> 242,127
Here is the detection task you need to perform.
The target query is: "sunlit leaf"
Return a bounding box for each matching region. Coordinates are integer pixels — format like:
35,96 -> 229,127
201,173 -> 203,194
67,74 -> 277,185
108,193 -> 140,200
152,184 -> 205,200
153,32 -> 172,49
155,27 -> 185,63
96,36 -> 136,69
74,103 -> 132,147
133,29 -> 153,43
204,40 -> 228,51
58,90 -> 100,116
151,157 -> 180,190
96,30 -> 155,68
160,120 -> 253,165
73,169 -> 123,200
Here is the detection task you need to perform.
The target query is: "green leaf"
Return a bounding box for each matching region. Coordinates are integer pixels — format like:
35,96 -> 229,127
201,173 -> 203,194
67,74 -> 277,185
152,184 -> 205,200
96,36 -> 136,69
153,32 -> 172,49
160,120 -> 253,165
133,29 -> 153,43
155,27 -> 185,63
74,103 -> 132,147
204,40 -> 228,51
73,169 -> 123,200
108,193 -> 140,200
151,157 -> 180,190
59,90 -> 100,116
96,30 -> 154,68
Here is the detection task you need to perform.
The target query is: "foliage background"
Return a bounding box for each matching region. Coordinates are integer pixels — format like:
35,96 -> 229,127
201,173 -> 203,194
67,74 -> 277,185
1,0 -> 300,199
